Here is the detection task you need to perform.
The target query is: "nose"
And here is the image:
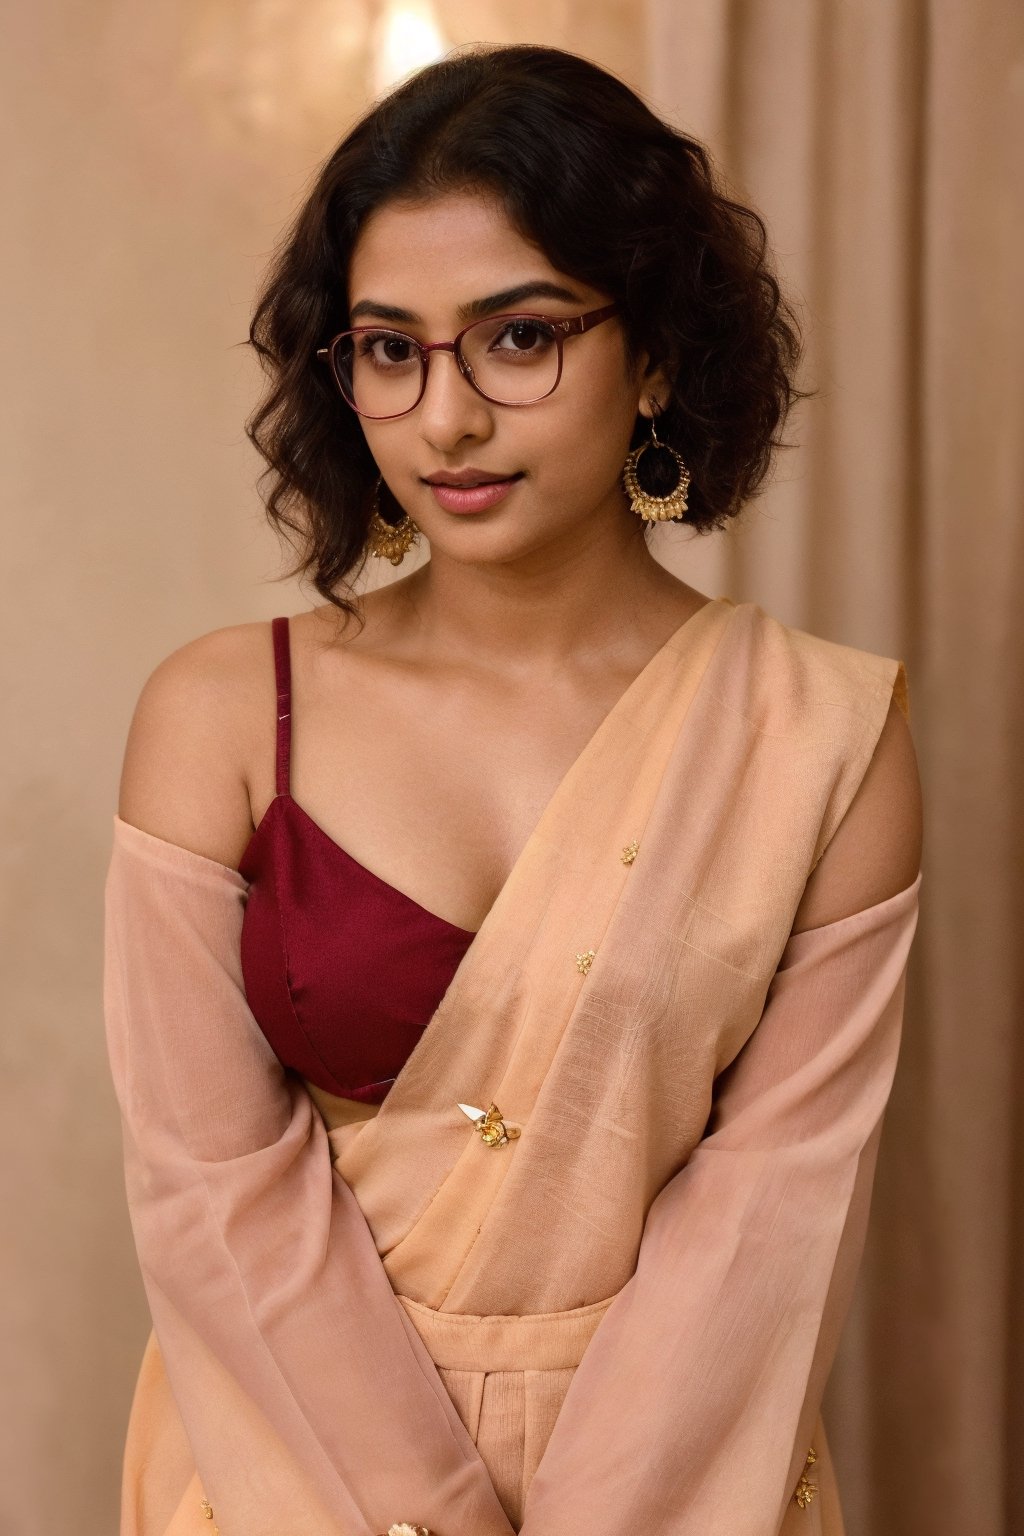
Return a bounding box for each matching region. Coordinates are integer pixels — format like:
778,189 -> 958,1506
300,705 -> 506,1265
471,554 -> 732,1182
416,347 -> 494,454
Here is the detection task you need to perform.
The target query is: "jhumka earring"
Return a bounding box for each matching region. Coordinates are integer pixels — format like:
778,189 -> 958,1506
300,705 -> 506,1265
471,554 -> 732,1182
367,476 -> 420,566
622,403 -> 691,522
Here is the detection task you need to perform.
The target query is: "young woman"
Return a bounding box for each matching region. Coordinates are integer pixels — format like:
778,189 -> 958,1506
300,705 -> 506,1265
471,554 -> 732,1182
105,43 -> 923,1536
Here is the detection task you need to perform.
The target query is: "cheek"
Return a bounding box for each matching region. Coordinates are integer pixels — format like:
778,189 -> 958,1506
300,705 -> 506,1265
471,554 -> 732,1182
532,368 -> 638,485
358,422 -> 411,477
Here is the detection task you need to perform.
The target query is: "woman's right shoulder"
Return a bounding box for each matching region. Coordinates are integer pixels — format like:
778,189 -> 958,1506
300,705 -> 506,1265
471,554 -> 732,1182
116,617 -> 280,871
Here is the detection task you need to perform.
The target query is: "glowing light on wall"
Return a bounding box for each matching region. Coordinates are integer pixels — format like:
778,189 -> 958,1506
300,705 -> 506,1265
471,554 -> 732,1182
100,0 -> 457,195
372,1 -> 449,94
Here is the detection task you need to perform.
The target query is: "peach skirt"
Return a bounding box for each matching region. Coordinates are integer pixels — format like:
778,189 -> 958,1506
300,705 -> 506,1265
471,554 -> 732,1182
122,1312 -> 845,1535
397,1294 -> 846,1534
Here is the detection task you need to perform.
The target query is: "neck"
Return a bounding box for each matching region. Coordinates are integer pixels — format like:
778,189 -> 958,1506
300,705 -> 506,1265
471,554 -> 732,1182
391,517 -> 692,676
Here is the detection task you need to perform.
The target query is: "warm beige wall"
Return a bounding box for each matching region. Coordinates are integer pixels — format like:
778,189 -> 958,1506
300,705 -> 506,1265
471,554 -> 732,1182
0,7 -> 645,1535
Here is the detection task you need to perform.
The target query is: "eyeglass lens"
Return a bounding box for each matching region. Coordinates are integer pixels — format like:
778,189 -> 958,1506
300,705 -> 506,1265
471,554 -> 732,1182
334,315 -> 563,415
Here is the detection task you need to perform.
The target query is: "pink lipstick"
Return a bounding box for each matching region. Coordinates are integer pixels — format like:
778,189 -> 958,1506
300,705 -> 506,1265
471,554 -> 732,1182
423,470 -> 524,514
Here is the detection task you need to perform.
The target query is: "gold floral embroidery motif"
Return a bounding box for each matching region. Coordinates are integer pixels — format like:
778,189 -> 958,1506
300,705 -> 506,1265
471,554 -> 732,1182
621,838 -> 639,864
381,1523 -> 434,1535
793,1445 -> 819,1507
575,948 -> 596,974
198,1496 -> 219,1531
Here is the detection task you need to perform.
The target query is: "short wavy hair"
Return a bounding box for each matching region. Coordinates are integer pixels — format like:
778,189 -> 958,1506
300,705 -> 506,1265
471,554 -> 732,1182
247,43 -> 812,618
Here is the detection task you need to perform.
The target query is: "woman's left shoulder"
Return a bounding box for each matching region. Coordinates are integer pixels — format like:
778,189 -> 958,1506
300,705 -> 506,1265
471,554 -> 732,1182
728,600 -> 911,727
721,602 -> 923,929
763,608 -> 925,930
792,690 -> 923,930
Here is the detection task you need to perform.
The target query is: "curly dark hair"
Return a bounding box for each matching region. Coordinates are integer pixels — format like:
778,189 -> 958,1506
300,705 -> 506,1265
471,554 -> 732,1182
246,43 -> 813,620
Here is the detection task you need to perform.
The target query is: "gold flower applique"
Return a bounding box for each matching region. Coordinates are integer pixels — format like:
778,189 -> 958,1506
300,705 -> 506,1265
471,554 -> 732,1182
199,1497 -> 219,1532
575,948 -> 596,974
793,1445 -> 819,1508
621,838 -> 639,865
380,1523 -> 434,1535
456,1101 -> 521,1146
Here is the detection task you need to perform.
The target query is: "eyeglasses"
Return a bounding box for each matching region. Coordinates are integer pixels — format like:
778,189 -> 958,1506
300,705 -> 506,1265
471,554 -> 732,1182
315,304 -> 620,420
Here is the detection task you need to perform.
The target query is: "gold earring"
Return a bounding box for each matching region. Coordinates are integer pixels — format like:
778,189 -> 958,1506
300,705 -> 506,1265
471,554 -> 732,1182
366,477 -> 420,565
622,412 -> 691,522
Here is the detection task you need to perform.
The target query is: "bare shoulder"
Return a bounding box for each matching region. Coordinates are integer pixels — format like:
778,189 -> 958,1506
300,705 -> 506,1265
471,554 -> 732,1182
117,618 -> 276,870
791,694 -> 924,932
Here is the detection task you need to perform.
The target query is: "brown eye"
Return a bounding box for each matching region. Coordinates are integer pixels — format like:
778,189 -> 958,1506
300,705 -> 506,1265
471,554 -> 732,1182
493,320 -> 555,354
355,331 -> 419,370
381,336 -> 413,362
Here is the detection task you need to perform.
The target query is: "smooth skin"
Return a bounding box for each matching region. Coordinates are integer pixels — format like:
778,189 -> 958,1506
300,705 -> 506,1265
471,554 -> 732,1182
119,190 -> 922,953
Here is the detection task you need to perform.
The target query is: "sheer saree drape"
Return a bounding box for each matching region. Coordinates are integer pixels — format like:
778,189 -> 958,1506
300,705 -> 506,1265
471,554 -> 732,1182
104,597 -> 921,1535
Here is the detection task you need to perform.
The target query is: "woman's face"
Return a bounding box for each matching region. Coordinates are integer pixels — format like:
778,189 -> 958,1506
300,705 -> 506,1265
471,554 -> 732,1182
345,190 -> 663,565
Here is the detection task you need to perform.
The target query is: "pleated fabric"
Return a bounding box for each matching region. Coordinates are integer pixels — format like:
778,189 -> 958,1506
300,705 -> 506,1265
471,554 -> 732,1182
394,1288 -> 615,1526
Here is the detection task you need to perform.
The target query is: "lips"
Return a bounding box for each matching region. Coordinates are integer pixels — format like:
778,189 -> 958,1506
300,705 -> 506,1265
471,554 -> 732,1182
423,470 -> 523,487
424,472 -> 524,514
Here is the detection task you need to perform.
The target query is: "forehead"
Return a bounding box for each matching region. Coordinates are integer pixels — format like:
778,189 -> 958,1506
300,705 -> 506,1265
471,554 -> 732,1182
347,190 -> 595,312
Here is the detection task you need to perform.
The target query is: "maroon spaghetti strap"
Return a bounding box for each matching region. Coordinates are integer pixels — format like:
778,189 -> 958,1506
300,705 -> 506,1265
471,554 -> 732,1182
271,616 -> 292,798
240,611 -> 477,1103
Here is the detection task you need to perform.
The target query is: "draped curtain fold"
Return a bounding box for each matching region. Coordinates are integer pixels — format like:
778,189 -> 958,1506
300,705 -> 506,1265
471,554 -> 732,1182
644,4 -> 1024,1533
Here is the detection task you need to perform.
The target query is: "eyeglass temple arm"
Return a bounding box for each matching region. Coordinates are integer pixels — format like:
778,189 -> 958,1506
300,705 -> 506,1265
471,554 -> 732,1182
566,303 -> 621,336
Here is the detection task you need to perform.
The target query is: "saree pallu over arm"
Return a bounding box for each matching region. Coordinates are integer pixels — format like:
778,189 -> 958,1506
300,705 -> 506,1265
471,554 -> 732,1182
106,597 -> 921,1536
104,818 -> 518,1536
517,880 -> 920,1536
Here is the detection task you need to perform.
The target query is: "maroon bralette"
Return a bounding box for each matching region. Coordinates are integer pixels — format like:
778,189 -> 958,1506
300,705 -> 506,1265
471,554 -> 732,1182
238,616 -> 477,1103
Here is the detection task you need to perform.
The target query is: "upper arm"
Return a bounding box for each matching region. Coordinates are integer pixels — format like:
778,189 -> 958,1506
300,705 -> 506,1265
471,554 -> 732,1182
117,622 -> 270,871
791,694 -> 924,933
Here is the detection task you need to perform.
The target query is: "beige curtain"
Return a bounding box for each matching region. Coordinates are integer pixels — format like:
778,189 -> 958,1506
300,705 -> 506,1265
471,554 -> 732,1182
645,4 -> 1024,1533
1,3 -> 1019,1533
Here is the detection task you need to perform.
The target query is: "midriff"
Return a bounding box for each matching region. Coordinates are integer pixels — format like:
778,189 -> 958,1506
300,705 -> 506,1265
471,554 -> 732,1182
305,1078 -> 382,1129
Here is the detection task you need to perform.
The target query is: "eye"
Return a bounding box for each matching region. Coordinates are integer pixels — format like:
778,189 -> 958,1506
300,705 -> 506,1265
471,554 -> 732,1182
491,319 -> 558,355
356,331 -> 419,367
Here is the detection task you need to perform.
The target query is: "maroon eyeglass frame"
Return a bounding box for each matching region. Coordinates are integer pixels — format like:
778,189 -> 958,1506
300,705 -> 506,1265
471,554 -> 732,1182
314,303 -> 621,419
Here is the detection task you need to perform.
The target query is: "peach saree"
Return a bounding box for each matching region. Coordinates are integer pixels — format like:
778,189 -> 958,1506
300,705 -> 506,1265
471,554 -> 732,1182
104,596 -> 922,1536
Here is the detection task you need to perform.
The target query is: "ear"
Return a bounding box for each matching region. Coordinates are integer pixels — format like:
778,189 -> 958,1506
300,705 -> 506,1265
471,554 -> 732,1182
633,352 -> 675,419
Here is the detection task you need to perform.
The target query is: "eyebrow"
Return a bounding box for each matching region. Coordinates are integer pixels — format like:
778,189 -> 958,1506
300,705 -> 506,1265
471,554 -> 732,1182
348,280 -> 585,326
